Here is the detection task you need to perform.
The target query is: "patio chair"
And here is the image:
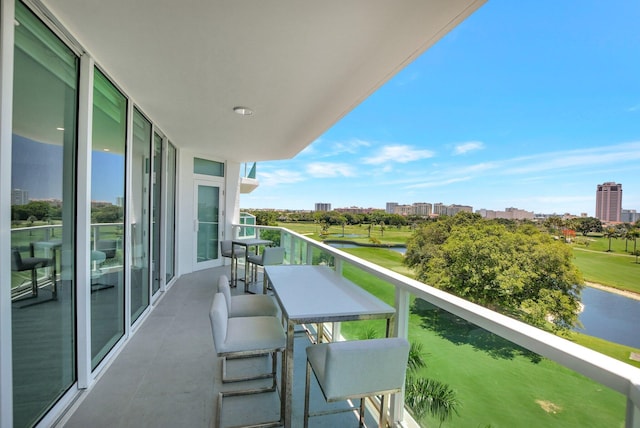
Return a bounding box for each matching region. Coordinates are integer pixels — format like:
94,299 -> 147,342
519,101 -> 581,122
246,246 -> 285,293
217,275 -> 279,318
11,247 -> 56,306
304,337 -> 410,428
209,292 -> 285,428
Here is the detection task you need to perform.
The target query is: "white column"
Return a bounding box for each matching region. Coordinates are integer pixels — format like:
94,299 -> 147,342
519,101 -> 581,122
76,54 -> 94,389
0,1 -> 15,426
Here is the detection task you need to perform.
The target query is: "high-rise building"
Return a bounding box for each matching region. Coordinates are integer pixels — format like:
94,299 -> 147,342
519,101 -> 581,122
595,182 -> 622,222
314,203 -> 331,212
385,202 -> 398,214
11,188 -> 29,205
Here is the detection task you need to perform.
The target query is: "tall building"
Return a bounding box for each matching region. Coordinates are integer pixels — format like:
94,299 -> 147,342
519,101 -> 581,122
595,182 -> 622,222
385,202 -> 398,214
11,189 -> 29,205
314,203 -> 331,212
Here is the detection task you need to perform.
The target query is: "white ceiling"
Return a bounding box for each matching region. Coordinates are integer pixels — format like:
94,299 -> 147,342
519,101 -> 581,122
42,0 -> 485,163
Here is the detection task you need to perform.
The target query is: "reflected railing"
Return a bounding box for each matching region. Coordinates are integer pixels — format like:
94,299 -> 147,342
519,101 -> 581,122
233,224 -> 640,428
10,223 -> 124,296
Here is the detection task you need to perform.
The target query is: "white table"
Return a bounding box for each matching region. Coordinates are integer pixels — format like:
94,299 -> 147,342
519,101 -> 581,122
264,265 -> 396,428
231,238 -> 273,290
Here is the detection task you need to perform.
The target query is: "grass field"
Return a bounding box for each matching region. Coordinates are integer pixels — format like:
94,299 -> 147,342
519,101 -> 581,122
278,222 -> 638,426
337,256 -> 629,427
572,249 -> 640,294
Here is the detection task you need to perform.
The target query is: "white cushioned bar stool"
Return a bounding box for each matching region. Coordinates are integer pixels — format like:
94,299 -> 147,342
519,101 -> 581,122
304,337 -> 410,428
209,293 -> 286,428
246,246 -> 285,293
217,275 -> 279,318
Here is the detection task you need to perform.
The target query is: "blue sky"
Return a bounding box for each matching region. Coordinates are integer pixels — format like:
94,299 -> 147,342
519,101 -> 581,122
242,1 -> 640,216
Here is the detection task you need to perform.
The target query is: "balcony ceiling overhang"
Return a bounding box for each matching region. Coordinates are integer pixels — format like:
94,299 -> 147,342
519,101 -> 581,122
42,0 -> 485,163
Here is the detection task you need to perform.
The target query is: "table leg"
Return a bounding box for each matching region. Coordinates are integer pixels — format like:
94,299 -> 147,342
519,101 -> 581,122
283,319 -> 295,428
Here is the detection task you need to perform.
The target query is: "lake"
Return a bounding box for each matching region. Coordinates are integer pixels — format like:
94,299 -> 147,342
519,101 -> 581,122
576,287 -> 640,349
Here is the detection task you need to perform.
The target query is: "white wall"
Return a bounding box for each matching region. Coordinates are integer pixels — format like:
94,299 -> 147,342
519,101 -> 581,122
175,150 -> 241,276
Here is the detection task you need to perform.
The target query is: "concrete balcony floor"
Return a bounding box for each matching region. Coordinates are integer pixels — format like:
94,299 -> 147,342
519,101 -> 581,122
61,266 -> 379,428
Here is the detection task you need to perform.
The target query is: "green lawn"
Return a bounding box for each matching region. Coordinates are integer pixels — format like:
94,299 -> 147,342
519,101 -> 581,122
338,258 -> 629,427
572,249 -> 640,294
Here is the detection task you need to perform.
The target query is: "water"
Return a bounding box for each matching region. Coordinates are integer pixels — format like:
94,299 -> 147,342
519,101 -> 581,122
576,287 -> 640,349
328,242 -> 406,254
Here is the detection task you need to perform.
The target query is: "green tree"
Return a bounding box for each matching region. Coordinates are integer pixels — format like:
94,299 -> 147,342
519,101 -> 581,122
574,217 -> 602,236
603,227 -> 617,252
405,214 -> 583,332
404,341 -> 460,426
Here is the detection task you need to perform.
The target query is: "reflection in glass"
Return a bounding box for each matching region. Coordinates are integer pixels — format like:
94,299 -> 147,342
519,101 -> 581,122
90,68 -> 126,369
11,2 -> 78,426
165,142 -> 177,283
131,109 -> 151,322
152,133 -> 162,294
196,185 -> 219,262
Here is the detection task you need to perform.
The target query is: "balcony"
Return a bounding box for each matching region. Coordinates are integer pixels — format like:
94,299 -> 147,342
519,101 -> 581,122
57,225 -> 640,427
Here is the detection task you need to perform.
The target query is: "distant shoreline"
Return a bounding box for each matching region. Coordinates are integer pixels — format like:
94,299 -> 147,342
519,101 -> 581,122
585,281 -> 640,302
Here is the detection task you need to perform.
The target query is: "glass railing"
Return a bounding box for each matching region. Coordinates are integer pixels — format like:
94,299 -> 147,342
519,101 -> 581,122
235,224 -> 640,427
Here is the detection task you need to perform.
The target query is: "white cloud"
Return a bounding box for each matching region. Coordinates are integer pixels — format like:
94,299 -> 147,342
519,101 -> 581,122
306,162 -> 356,178
502,141 -> 640,175
362,145 -> 435,165
628,103 -> 640,112
453,141 -> 485,155
405,176 -> 472,189
258,170 -> 305,186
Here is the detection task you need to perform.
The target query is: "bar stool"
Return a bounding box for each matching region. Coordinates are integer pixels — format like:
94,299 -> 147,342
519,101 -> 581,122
304,337 -> 410,428
246,246 -> 285,293
11,247 -> 55,305
209,292 -> 285,428
220,240 -> 245,287
217,275 -> 279,318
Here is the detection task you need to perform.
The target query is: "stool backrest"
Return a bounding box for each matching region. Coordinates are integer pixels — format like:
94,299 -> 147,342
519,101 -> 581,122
322,337 -> 409,400
217,276 -> 232,312
209,293 -> 228,351
262,247 -> 285,265
220,240 -> 233,256
11,248 -> 22,271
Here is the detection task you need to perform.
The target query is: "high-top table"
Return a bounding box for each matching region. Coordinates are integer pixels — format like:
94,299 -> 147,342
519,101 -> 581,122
264,265 -> 396,428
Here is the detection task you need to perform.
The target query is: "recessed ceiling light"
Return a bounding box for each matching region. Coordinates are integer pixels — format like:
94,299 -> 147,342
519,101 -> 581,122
233,106 -> 253,116
56,127 -> 64,131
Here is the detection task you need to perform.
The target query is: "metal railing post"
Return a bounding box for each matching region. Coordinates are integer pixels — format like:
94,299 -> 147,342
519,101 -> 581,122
390,287 -> 410,425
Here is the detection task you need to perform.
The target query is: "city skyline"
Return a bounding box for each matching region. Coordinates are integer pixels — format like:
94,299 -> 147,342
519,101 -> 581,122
241,0 -> 640,216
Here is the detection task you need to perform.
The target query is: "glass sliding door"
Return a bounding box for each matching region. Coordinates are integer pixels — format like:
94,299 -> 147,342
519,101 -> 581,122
90,68 -> 126,369
151,133 -> 162,294
195,181 -> 221,266
164,142 -> 177,283
131,109 -> 151,322
11,2 -> 78,426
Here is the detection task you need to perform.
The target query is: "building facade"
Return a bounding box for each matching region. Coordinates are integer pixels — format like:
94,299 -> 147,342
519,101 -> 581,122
314,203 -> 332,212
595,182 -> 622,222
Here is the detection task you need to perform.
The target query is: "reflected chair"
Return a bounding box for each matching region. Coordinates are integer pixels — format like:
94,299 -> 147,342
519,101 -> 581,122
96,239 -> 118,260
220,240 -> 245,286
209,292 -> 286,428
246,246 -> 285,293
11,247 -> 55,306
217,275 -> 279,318
304,337 -> 410,428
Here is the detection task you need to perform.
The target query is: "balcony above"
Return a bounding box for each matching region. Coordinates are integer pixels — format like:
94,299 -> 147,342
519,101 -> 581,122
240,176 -> 259,194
